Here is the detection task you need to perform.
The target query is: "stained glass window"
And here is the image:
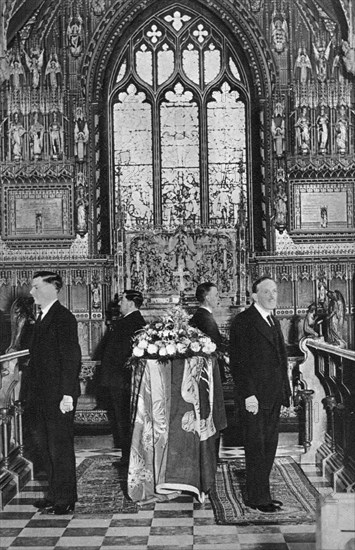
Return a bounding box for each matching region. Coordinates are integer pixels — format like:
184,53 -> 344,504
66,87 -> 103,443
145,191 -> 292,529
113,85 -> 153,228
112,6 -> 247,229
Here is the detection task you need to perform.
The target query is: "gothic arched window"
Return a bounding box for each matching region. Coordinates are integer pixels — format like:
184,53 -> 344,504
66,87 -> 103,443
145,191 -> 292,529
111,7 -> 248,230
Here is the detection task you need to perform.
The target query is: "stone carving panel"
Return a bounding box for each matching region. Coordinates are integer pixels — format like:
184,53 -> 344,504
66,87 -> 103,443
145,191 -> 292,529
126,226 -> 236,296
289,178 -> 354,240
1,181 -> 74,246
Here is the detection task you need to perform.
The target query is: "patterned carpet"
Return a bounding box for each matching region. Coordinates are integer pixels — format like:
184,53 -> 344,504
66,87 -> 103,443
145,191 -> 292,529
75,455 -> 138,514
210,456 -> 319,525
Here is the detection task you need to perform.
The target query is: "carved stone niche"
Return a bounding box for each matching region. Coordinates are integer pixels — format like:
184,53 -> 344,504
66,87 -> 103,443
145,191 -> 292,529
1,180 -> 75,247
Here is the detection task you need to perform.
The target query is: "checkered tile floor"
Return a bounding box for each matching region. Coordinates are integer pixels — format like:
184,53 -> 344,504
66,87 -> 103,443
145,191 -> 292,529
0,446 -> 332,550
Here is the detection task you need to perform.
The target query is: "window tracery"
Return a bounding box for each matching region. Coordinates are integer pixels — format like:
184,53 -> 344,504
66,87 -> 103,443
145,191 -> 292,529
111,6 -> 247,230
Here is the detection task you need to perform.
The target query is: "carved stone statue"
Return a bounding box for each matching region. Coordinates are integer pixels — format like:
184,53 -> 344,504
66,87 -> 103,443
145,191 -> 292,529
6,297 -> 35,353
271,12 -> 288,54
342,40 -> 355,76
91,282 -> 102,310
271,101 -> 286,158
74,107 -> 89,162
273,183 -> 287,231
76,184 -> 88,235
45,53 -> 62,90
332,46 -> 345,82
313,40 -> 331,83
9,55 -> 25,89
67,14 -> 83,57
29,111 -> 44,160
304,303 -> 322,338
325,290 -> 346,348
316,106 -> 329,154
23,47 -> 44,89
335,106 -> 348,155
49,111 -> 64,160
295,107 -> 311,154
9,112 -> 26,161
294,47 -> 312,83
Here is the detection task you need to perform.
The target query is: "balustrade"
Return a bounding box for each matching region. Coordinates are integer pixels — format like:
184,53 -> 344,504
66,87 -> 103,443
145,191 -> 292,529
298,338 -> 355,491
0,349 -> 33,508
297,339 -> 355,549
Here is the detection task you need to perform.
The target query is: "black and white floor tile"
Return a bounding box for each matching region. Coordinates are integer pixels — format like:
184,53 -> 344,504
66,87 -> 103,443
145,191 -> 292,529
0,444 -> 332,550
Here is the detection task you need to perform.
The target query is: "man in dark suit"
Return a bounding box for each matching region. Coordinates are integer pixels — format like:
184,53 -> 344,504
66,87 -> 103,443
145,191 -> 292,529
189,282 -> 226,459
189,282 -> 226,381
229,276 -> 291,513
100,290 -> 146,464
29,271 -> 81,515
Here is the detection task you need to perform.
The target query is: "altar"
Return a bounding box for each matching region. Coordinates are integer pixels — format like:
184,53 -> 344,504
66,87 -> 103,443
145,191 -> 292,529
127,355 -> 227,504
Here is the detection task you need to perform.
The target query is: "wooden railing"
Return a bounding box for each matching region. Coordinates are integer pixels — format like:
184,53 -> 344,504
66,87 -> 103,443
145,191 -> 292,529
296,338 -> 355,549
297,337 -> 355,491
0,349 -> 33,508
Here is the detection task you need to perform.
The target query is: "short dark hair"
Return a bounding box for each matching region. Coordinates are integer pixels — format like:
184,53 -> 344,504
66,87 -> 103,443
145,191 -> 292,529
33,271 -> 63,291
195,282 -> 217,303
124,289 -> 143,308
252,276 -> 275,294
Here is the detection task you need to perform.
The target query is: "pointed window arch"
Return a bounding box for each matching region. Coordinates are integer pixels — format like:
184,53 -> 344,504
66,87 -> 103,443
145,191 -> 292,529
112,6 -> 248,229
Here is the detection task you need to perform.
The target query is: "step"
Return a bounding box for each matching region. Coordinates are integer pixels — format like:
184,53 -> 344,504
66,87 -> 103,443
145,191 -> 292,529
219,444 -> 305,462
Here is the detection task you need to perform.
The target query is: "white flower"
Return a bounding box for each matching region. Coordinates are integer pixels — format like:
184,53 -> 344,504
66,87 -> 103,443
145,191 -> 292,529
190,342 -> 201,353
129,307 -> 220,365
202,341 -> 216,354
138,339 -> 148,349
133,346 -> 145,357
147,343 -> 158,355
166,343 -> 177,356
177,342 -> 188,354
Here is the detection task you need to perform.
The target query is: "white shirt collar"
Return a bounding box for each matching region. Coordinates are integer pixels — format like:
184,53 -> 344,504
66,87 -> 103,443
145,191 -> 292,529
254,302 -> 273,323
123,309 -> 137,318
199,304 -> 213,314
40,299 -> 58,319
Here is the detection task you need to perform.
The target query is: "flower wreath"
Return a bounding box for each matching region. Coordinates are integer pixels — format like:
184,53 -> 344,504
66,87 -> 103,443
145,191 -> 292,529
128,306 -> 217,366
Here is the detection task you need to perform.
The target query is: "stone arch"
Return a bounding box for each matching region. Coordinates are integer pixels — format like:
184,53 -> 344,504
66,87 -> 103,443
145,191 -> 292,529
82,0 -> 278,254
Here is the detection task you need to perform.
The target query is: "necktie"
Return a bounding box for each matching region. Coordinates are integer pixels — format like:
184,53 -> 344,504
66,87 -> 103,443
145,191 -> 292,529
267,314 -> 274,327
33,310 -> 43,348
268,314 -> 282,362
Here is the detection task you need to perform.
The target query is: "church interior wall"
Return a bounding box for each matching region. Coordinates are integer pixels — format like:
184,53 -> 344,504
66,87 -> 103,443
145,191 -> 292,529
0,0 -> 354,358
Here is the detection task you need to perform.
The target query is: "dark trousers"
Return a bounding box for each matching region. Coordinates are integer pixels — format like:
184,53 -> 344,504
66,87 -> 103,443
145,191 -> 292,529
242,401 -> 281,506
32,401 -> 77,506
109,384 -> 131,460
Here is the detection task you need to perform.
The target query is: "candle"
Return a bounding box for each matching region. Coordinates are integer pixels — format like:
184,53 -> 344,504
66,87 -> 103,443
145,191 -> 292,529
136,251 -> 140,271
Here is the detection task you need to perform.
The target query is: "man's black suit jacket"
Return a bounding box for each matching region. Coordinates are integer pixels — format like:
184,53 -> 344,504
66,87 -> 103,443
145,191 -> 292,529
229,304 -> 291,408
189,307 -> 226,382
29,300 -> 82,404
189,307 -> 222,348
100,310 -> 146,387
